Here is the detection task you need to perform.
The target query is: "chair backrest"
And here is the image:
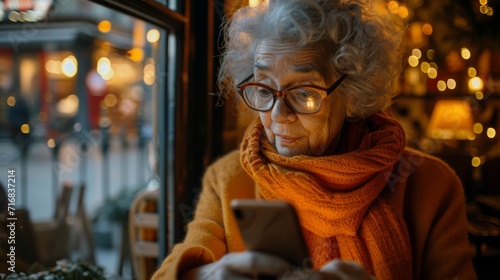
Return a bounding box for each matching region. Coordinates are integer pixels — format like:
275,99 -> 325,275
481,156 -> 500,196
54,182 -> 73,223
32,182 -> 74,266
75,183 -> 96,264
129,187 -> 159,280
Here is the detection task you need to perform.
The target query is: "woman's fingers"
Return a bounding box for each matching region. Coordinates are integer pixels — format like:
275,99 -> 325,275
320,259 -> 375,280
223,251 -> 293,277
188,253 -> 375,280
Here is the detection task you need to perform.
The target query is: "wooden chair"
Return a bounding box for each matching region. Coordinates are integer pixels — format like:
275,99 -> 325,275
32,182 -> 74,266
129,187 -> 159,280
68,183 -> 96,264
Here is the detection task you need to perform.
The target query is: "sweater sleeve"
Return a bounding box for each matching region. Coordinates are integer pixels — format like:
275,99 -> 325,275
405,154 -> 477,280
151,163 -> 228,279
151,150 -> 252,279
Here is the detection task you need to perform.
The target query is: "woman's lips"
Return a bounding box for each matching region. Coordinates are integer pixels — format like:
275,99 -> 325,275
275,135 -> 298,144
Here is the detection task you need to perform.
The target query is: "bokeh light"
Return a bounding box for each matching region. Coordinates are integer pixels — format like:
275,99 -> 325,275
98,20 -> 112,33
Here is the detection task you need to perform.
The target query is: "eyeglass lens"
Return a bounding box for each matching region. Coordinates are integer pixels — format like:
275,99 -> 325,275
242,85 -> 323,113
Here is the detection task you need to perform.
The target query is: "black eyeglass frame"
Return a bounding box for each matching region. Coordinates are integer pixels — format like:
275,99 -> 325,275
236,73 -> 347,114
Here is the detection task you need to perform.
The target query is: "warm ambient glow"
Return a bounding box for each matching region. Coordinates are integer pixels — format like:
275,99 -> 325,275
422,23 -> 433,35
437,81 -> 446,91
468,77 -> 484,92
421,62 -> 430,73
398,6 -> 409,18
57,94 -> 79,117
461,48 -> 471,60
408,55 -> 419,67
103,94 -> 118,107
20,124 -> 30,134
7,96 -> 16,106
147,29 -> 160,43
61,55 -> 77,78
473,123 -> 483,134
249,0 -> 268,7
427,100 -> 474,140
427,68 -> 437,79
487,128 -> 496,138
471,157 -> 481,167
479,4 -> 494,16
143,61 -> 156,86
468,67 -> 477,77
249,0 -> 259,7
45,60 -> 61,74
388,1 -> 399,13
447,79 -> 456,90
412,49 -> 422,59
47,138 -> 56,148
97,57 -> 113,80
427,49 -> 435,60
98,20 -> 112,33
127,47 -> 144,62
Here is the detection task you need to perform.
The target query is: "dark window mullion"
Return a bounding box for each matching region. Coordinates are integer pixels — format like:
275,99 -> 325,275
89,0 -> 187,30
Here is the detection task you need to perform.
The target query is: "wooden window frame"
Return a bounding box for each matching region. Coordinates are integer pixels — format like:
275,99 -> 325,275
90,0 -> 205,262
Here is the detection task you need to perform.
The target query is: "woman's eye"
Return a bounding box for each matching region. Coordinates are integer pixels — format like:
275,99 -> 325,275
257,87 -> 273,97
295,89 -> 315,100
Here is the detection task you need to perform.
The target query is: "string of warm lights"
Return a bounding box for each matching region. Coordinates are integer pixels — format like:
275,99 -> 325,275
387,0 -> 409,18
479,0 -> 495,16
401,0 -> 500,170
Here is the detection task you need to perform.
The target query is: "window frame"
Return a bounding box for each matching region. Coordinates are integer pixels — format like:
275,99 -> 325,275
89,0 -> 192,260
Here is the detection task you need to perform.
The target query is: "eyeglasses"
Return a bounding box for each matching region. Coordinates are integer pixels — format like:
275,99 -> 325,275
236,74 -> 347,114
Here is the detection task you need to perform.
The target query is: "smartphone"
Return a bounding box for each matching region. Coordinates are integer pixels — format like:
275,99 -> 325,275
230,199 -> 310,267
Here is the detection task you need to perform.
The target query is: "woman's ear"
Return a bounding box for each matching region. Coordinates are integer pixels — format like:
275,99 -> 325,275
345,97 -> 356,118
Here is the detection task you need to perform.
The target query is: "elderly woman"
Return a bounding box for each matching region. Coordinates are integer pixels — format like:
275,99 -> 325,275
152,0 -> 476,279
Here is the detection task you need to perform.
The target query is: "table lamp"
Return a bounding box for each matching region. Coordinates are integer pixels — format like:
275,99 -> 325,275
427,99 -> 474,140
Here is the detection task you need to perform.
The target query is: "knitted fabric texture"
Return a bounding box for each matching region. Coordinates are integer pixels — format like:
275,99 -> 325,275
240,112 -> 412,279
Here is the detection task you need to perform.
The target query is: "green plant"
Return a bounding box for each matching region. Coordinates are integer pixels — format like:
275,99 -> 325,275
94,187 -> 142,224
1,259 -> 106,280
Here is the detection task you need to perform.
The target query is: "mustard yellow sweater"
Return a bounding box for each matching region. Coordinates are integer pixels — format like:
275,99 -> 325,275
151,148 -> 476,279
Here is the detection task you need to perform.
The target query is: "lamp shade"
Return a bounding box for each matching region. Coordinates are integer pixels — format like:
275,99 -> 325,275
427,99 -> 474,140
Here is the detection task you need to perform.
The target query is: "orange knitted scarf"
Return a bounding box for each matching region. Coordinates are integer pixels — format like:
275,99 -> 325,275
240,112 -> 412,279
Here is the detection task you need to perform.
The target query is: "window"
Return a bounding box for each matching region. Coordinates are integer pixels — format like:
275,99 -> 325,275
0,0 -> 200,274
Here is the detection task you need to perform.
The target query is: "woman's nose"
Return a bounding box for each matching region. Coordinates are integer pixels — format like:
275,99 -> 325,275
271,97 -> 296,123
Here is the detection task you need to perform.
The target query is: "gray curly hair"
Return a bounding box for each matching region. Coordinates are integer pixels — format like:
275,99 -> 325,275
217,0 -> 407,118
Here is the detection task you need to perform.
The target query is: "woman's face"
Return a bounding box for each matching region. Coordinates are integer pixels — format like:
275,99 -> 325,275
254,42 -> 348,157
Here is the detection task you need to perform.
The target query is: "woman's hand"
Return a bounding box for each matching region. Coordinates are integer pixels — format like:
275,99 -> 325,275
280,259 -> 375,280
318,259 -> 375,280
181,253 -> 373,280
180,251 -> 292,279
